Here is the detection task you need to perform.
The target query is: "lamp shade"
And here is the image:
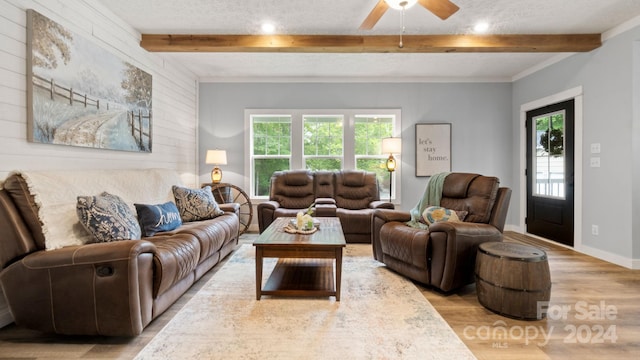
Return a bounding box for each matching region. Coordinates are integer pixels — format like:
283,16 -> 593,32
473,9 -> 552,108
381,137 -> 402,155
385,0 -> 418,10
205,150 -> 227,165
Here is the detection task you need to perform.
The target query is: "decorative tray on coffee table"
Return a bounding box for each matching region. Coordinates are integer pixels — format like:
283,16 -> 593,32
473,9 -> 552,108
284,219 -> 321,234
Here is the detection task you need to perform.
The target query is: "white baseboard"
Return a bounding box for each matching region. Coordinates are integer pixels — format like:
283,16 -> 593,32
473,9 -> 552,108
503,227 -> 639,269
577,243 -> 640,269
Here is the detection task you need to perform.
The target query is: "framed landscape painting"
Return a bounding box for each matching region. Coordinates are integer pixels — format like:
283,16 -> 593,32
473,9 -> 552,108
415,123 -> 451,176
26,9 -> 152,152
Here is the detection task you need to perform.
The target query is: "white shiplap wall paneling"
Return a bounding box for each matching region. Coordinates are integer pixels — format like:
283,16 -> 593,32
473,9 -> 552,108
0,0 -> 200,327
0,0 -> 199,181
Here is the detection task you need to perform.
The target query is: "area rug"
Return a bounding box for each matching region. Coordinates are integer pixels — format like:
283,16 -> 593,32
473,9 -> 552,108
135,244 -> 475,360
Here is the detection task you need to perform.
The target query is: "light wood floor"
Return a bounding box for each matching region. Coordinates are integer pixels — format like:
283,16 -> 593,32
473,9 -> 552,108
422,232 -> 640,360
0,231 -> 638,359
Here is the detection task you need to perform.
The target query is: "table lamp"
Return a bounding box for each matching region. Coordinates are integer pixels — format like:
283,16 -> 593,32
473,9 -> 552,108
205,149 -> 227,184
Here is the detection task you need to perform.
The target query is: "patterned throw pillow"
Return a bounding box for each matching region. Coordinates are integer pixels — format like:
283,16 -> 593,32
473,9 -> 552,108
421,206 -> 464,226
172,185 -> 224,222
76,192 -> 142,243
135,201 -> 183,237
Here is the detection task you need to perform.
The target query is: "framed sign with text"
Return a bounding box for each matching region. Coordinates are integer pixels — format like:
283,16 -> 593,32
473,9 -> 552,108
415,123 -> 451,176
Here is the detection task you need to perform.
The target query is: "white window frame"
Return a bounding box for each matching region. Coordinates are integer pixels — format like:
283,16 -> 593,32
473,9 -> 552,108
245,109 -> 402,202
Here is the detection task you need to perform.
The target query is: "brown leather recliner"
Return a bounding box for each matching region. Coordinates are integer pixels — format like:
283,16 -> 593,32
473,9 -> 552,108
258,170 -> 393,243
371,173 -> 512,292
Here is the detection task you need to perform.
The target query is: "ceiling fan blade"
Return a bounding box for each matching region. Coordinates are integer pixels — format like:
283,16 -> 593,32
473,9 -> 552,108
418,0 -> 460,20
359,0 -> 390,30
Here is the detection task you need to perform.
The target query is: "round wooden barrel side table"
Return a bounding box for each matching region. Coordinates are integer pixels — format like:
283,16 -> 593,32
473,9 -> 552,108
475,242 -> 551,320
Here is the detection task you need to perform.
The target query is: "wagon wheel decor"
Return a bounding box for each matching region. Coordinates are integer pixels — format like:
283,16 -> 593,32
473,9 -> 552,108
209,183 -> 253,235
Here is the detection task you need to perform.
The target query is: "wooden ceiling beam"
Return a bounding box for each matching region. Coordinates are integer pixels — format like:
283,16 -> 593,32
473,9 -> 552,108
140,34 -> 601,53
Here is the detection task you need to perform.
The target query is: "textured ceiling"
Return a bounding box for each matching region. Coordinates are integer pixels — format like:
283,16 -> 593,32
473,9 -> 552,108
97,0 -> 640,81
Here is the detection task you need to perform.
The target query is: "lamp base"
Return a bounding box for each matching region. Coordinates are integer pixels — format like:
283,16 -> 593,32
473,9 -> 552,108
386,155 -> 396,203
211,166 -> 223,184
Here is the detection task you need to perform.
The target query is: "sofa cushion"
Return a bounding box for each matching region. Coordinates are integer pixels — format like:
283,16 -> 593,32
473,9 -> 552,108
313,171 -> 335,198
336,208 -> 375,235
440,173 -> 499,224
146,233 -> 200,297
135,202 -> 182,237
283,171 -> 312,186
334,171 -> 378,210
270,170 -> 315,209
172,185 -> 224,222
171,214 -> 239,263
341,171 -> 367,186
76,192 -> 142,243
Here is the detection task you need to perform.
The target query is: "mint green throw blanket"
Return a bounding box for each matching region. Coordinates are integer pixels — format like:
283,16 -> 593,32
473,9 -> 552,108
406,172 -> 450,229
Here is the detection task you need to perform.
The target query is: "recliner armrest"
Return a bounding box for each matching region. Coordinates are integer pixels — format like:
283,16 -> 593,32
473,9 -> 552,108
371,209 -> 412,261
369,200 -> 394,209
257,200 -> 281,210
257,200 -> 282,233
314,197 -> 336,205
427,221 -> 503,292
372,209 -> 411,223
219,203 -> 240,217
429,221 -> 502,237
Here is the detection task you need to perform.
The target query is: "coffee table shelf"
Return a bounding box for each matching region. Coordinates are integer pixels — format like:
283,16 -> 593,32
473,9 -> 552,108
262,258 -> 335,297
254,217 -> 346,301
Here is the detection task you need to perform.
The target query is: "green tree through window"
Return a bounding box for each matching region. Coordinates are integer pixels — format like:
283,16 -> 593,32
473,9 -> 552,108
251,115 -> 291,196
304,115 -> 343,170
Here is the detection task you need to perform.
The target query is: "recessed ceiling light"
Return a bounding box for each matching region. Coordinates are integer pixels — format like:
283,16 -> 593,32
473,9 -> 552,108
261,22 -> 276,34
473,22 -> 490,34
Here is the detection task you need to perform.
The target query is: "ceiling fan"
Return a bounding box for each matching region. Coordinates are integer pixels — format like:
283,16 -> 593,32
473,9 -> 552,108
359,0 -> 460,30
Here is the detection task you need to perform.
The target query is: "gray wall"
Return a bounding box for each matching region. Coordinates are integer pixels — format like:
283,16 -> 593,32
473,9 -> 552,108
200,23 -> 640,266
199,82 -> 514,218
513,27 -> 640,260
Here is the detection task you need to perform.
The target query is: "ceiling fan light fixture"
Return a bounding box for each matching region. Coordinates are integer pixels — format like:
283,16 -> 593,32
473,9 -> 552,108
385,0 -> 418,10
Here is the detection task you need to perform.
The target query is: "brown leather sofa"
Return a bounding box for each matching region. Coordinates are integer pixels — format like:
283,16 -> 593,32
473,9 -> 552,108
372,173 -> 512,292
258,170 -> 394,243
0,169 -> 239,336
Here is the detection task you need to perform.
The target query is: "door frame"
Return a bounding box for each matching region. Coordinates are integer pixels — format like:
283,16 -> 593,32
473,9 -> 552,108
519,86 -> 583,249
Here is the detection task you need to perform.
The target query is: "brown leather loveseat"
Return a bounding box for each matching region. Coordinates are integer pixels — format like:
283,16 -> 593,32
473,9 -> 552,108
0,169 -> 239,336
372,173 -> 511,292
258,170 -> 393,243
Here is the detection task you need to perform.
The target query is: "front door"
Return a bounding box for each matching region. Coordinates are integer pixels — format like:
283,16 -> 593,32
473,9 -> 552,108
526,99 -> 575,246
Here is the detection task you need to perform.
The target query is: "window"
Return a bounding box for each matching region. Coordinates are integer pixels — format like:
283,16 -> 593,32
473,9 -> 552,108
251,115 -> 291,197
246,109 -> 401,200
354,115 -> 395,200
533,110 -> 565,198
304,115 -> 344,170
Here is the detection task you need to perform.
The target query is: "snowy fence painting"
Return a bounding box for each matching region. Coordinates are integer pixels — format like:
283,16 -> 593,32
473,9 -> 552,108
26,9 -> 152,152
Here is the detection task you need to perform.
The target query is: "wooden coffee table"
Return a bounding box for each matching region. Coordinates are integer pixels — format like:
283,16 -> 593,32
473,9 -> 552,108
253,217 -> 346,301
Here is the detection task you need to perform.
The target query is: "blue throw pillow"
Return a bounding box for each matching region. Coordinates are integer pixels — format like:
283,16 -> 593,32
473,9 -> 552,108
76,192 -> 142,243
135,201 -> 183,237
